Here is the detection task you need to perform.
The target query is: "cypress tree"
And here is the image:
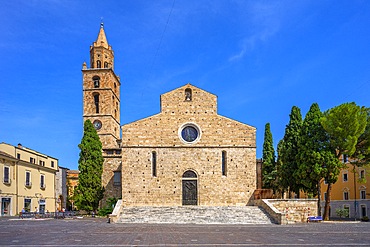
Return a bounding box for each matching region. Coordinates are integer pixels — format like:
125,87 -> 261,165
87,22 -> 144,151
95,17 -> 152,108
74,120 -> 105,212
262,123 -> 276,190
296,103 -> 336,215
279,106 -> 303,197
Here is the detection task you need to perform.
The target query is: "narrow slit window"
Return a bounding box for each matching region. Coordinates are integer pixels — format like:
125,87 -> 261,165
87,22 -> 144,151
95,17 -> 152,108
97,60 -> 101,68
222,151 -> 227,176
94,93 -> 100,114
152,151 -> 157,177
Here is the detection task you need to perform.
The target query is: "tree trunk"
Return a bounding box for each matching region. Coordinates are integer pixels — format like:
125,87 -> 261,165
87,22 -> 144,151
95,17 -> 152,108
317,181 -> 322,216
323,183 -> 332,220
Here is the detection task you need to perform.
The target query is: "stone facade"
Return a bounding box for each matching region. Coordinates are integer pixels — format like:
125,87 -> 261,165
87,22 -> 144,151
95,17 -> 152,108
121,84 -> 256,206
83,25 -> 257,207
82,24 -> 122,202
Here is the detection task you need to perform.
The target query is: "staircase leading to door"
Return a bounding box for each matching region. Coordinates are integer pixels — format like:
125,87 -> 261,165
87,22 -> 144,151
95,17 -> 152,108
116,206 -> 274,224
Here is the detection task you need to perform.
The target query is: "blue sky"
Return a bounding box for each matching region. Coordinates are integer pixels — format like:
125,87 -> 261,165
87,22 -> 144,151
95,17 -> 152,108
1,1 -> 369,170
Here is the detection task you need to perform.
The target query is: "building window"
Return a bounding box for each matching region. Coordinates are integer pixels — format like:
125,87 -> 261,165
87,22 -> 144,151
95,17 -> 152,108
343,205 -> 350,218
222,151 -> 227,176
104,62 -> 108,68
361,190 -> 366,199
97,60 -> 101,68
51,161 -> 55,168
40,174 -> 45,189
30,157 -> 35,164
360,170 -> 365,179
24,198 -> 31,212
343,154 -> 348,163
25,171 -> 31,187
361,205 -> 367,218
113,171 -> 121,186
3,166 -> 10,184
94,93 -> 100,114
93,76 -> 100,88
39,160 -> 45,166
185,88 -> 192,101
343,172 -> 348,182
344,191 -> 349,200
152,151 -> 157,177
17,153 -> 21,159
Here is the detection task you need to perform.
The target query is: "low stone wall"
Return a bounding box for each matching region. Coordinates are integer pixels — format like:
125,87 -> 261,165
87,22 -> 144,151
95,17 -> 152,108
109,199 -> 123,223
255,199 -> 318,224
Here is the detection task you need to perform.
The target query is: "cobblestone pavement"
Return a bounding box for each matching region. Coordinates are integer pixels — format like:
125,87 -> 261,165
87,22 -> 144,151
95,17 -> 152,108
0,217 -> 370,246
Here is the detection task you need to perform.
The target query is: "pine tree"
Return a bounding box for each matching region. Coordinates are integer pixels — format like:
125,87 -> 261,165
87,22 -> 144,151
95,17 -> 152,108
320,102 -> 367,220
279,106 -> 303,197
262,123 -> 276,190
74,120 -> 105,212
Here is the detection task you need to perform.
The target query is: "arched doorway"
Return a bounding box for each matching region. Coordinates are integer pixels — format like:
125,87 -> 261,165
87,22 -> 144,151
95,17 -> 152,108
182,170 -> 198,205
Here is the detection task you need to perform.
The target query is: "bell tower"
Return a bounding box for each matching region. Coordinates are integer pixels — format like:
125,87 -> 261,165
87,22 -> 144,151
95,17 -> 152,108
82,23 -> 122,202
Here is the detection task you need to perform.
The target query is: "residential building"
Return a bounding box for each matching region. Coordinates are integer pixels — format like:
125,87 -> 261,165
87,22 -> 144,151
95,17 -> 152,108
321,155 -> 369,219
66,170 -> 79,210
0,143 -> 58,216
55,166 -> 68,211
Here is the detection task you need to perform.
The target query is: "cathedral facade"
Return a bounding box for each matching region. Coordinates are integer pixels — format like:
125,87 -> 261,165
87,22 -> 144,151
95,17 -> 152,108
83,25 -> 256,206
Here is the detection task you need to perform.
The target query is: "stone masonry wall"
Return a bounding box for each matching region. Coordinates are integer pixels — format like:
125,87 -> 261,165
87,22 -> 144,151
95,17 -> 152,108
121,84 -> 256,206
122,147 -> 256,206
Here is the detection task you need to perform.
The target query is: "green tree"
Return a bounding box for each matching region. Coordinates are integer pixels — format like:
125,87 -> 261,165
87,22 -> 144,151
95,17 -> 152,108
74,120 -> 105,212
321,102 -> 367,220
275,139 -> 285,198
296,103 -> 337,216
279,106 -> 303,197
262,123 -> 276,190
351,108 -> 370,173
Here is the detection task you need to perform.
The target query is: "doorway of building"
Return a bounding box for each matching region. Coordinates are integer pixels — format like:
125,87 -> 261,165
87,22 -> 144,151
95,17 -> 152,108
182,170 -> 198,205
1,198 -> 11,216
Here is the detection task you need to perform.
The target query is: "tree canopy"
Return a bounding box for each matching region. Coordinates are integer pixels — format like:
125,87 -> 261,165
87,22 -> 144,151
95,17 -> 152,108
320,102 -> 367,220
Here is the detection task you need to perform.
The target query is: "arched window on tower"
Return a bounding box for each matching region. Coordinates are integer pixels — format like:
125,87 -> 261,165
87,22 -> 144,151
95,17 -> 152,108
93,93 -> 100,114
93,76 -> 100,88
185,88 -> 192,101
97,60 -> 101,68
104,62 -> 108,68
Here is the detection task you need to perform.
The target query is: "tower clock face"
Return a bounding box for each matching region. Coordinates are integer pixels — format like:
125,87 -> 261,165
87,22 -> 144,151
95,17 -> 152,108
93,120 -> 102,130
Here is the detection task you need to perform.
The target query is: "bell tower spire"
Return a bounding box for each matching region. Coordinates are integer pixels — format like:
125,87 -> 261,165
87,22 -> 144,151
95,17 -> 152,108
82,23 -> 122,203
89,23 -> 114,69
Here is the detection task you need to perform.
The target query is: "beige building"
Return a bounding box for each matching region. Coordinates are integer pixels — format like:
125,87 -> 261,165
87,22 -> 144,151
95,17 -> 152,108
0,143 -> 58,216
320,155 -> 369,219
83,24 -> 257,207
66,170 -> 79,210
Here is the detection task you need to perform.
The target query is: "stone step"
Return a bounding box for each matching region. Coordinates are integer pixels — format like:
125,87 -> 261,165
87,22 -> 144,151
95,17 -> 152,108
117,206 -> 274,224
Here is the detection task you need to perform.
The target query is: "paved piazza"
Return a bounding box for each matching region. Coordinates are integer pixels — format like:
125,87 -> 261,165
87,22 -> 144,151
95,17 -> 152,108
0,217 -> 370,246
